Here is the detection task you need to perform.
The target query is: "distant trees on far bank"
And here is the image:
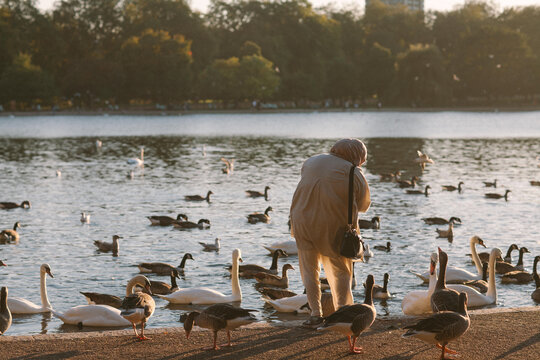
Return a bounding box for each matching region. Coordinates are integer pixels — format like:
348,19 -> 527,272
1,0 -> 540,111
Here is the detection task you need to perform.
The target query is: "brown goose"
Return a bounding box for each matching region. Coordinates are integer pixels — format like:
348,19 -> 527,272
0,287 -> 12,336
247,206 -> 273,224
442,182 -> 464,192
398,176 -> 418,188
403,292 -> 470,360
258,288 -> 297,300
317,274 -> 376,354
406,185 -> 431,196
431,248 -> 460,313
531,180 -> 540,186
496,247 -> 529,274
423,217 -> 461,225
532,256 -> 540,303
0,201 -> 30,209
483,179 -> 497,187
358,216 -> 380,229
138,253 -> 194,275
185,191 -> 213,202
120,291 -> 155,341
254,264 -> 294,288
485,189 -> 511,200
475,243 -> 518,264
379,171 -> 401,181
0,222 -> 21,243
436,222 -> 454,240
147,213 -> 188,226
93,235 -> 122,255
173,218 -> 210,229
183,303 -> 257,350
148,270 -> 180,295
372,273 -> 391,299
501,269 -> 533,284
373,241 -> 391,252
227,248 -> 287,278
463,262 -> 488,294
80,275 -> 152,309
246,186 -> 270,199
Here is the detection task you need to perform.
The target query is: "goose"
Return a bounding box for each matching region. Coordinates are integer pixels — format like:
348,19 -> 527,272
530,180 -> 540,186
474,243 -> 517,264
483,179 -> 497,187
94,235 -> 122,255
247,206 -> 273,224
0,200 -> 30,209
363,244 -> 374,258
358,216 -> 380,229
406,185 -> 431,196
531,256 -> 540,303
138,253 -> 194,275
263,240 -> 297,255
442,182 -> 464,192
80,275 -> 152,308
158,249 -> 243,304
423,217 -> 461,225
436,222 -> 454,240
431,248 -> 460,313
258,288 -> 297,300
173,218 -> 210,229
127,147 -> 144,166
148,271 -> 180,295
147,213 -> 188,226
120,289 -> 155,340
373,241 -> 391,252
253,264 -> 294,288
403,292 -> 470,360
185,191 -> 213,202
485,189 -> 511,200
402,252 -> 439,315
495,247 -> 530,274
415,150 -> 435,170
183,303 -> 256,350
227,248 -> 287,278
80,212 -> 90,224
501,268 -> 533,284
0,287 -> 11,336
372,273 -> 391,299
8,264 -> 53,314
0,222 -> 21,242
317,274 -> 376,354
199,238 -> 220,251
379,171 -> 401,181
398,176 -> 418,188
462,262 -> 488,294
246,186 -> 270,199
220,157 -> 235,174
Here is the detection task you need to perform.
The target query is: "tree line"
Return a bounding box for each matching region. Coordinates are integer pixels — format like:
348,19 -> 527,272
1,0 -> 540,110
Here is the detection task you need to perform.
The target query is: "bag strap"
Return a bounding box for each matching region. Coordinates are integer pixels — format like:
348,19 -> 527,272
347,164 -> 356,226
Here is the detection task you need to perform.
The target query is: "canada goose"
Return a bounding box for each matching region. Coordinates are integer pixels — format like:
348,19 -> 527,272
221,157 -> 235,174
81,275 -> 153,308
185,191 -> 213,202
228,248 -> 287,278
94,235 -> 122,256
442,182 -> 464,192
373,241 -> 391,252
246,186 -> 270,199
531,256 -> 540,303
403,292 -> 470,359
463,262 -> 489,294
147,271 -> 180,295
485,189 -> 511,200
423,217 -> 462,225
120,290 -> 155,340
406,185 -> 431,196
372,273 -> 391,299
254,264 -> 294,288
138,253 -> 194,275
436,221 -> 454,240
247,206 -> 273,224
183,304 -> 257,350
530,180 -> 540,186
415,150 -> 435,170
0,222 -> 21,243
258,288 -> 297,300
379,171 -> 401,181
483,179 -> 497,187
0,201 -> 30,209
501,264 -> 533,284
80,212 -> 90,224
173,218 -> 210,229
475,243 -> 517,264
147,214 -> 188,226
199,238 -> 220,251
0,287 -> 12,336
398,176 -> 418,188
358,216 -> 380,229
431,248 -> 460,313
496,247 -> 530,274
127,147 -> 144,167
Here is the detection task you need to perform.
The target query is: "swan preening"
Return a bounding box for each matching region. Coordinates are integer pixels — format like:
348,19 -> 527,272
8,264 -> 53,314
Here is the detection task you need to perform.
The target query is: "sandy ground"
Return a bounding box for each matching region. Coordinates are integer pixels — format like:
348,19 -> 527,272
0,307 -> 538,359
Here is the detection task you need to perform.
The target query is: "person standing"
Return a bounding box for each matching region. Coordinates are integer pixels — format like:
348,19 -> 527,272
290,138 -> 371,327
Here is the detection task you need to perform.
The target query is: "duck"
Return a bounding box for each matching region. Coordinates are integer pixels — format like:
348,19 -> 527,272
263,240 -> 297,255
442,182 -> 464,192
199,238 -> 220,251
397,176 -> 418,188
227,248 -> 287,278
531,256 -> 540,303
423,217 -> 462,225
462,262 -> 488,294
0,287 -> 12,336
372,273 -> 391,299
0,222 -> 21,243
183,303 -> 256,350
138,253 -> 194,275
220,157 -> 235,174
254,264 -> 294,288
495,247 -> 530,274
483,179 -> 497,187
358,216 -> 380,229
246,186 -> 270,199
402,252 -> 439,315
80,212 -> 90,224
120,289 -> 155,340
436,222 -> 454,240
147,213 -> 188,226
373,241 -> 391,252
81,275 -> 153,308
185,191 -> 213,202
8,264 -> 54,314
317,274 -> 376,354
158,249 -> 243,304
431,248 -> 460,313
127,147 -> 144,167
379,171 -> 401,181
94,235 -> 122,255
406,185 -> 431,196
415,150 -> 435,170
247,206 -> 273,224
173,218 -> 210,229
403,292 -> 470,360
475,243 -> 517,264
485,189 -> 511,200
258,288 -> 297,300
363,244 -> 374,258
0,200 -> 31,209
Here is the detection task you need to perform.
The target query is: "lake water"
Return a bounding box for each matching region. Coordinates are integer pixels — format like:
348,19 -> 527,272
0,111 -> 539,336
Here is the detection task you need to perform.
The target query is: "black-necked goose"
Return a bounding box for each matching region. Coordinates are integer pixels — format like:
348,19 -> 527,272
501,260 -> 533,284
254,264 -> 294,288
532,256 -> 540,303
483,179 -> 497,187
138,253 -> 194,275
415,150 -> 435,170
247,206 -> 273,224
258,288 -> 297,300
147,213 -> 188,226
442,182 -> 464,192
373,241 -> 391,252
317,274 -> 376,354
476,243 -> 517,264
246,186 -> 270,199
228,248 -> 287,278
173,218 -> 210,229
372,273 -> 391,299
406,185 -> 431,196
496,247 -> 529,274
81,275 -> 152,308
358,216 -> 380,229
185,191 -> 213,202
431,248 -> 460,312
0,287 -> 12,336
423,217 -> 461,225
485,189 -> 511,200
183,303 -> 256,350
0,222 -> 21,243
403,292 -> 470,359
94,235 -> 122,255
148,270 -> 180,295
120,289 -> 155,340
199,238 -> 220,251
0,201 -> 30,209
398,176 -> 418,188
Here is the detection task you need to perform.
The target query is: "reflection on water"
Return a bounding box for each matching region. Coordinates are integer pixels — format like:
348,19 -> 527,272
0,113 -> 539,336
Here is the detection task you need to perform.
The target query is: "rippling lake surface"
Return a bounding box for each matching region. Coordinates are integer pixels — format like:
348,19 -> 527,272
0,111 -> 539,335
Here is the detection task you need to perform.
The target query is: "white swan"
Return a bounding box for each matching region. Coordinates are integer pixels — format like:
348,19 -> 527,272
412,236 -> 485,283
263,294 -> 310,313
127,147 -> 144,167
80,212 -> 90,224
8,264 -> 54,314
158,249 -> 242,304
53,305 -> 131,327
263,240 -> 297,255
402,253 -> 438,315
363,244 -> 374,258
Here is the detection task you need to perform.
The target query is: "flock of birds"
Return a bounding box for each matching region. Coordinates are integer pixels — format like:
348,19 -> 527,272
0,143 -> 539,359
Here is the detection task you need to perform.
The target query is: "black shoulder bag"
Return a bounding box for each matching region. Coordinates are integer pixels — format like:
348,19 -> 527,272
339,165 -> 364,260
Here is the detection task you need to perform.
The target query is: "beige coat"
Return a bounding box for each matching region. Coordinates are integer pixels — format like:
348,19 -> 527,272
290,154 -> 371,258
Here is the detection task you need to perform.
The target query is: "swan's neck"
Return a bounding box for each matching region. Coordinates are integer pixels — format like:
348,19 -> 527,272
270,252 -> 279,271
126,277 -> 143,296
428,267 -> 437,295
140,149 -> 144,161
486,252 -> 497,300
231,256 -> 241,300
40,271 -> 51,310
516,250 -> 525,266
470,240 -> 483,275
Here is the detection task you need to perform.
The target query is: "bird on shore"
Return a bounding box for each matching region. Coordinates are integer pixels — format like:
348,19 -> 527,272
415,150 -> 435,170
358,216 -> 380,229
0,222 -> 21,243
423,217 -> 461,225
442,182 -> 464,193
185,191 -> 213,202
199,238 -> 220,251
0,287 -> 12,336
120,287 -> 155,341
127,147 -> 144,167
147,214 -> 188,226
247,206 -> 273,224
246,186 -> 270,199
485,189 -> 511,200
431,248 -> 460,313
94,235 -> 122,256
0,201 -> 30,210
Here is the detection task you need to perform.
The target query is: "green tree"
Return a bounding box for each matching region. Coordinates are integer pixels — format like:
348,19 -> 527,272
198,57 -> 241,103
360,42 -> 395,101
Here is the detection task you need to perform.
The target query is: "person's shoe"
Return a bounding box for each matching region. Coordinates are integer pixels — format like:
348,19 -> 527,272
302,316 -> 323,329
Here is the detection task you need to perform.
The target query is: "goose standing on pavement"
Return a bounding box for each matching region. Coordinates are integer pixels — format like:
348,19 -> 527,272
431,248 -> 460,313
120,287 -> 155,340
8,264 -> 53,314
94,235 -> 122,256
0,201 -> 30,209
246,186 -> 270,199
0,287 -> 11,336
0,222 -> 21,243
185,191 -> 213,202
138,253 -> 194,275
247,206 -> 273,224
358,217 -> 380,229
531,256 -> 540,303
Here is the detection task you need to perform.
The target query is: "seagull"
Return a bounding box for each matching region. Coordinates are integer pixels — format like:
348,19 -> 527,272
415,150 -> 434,170
199,238 -> 220,251
80,212 -> 90,224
